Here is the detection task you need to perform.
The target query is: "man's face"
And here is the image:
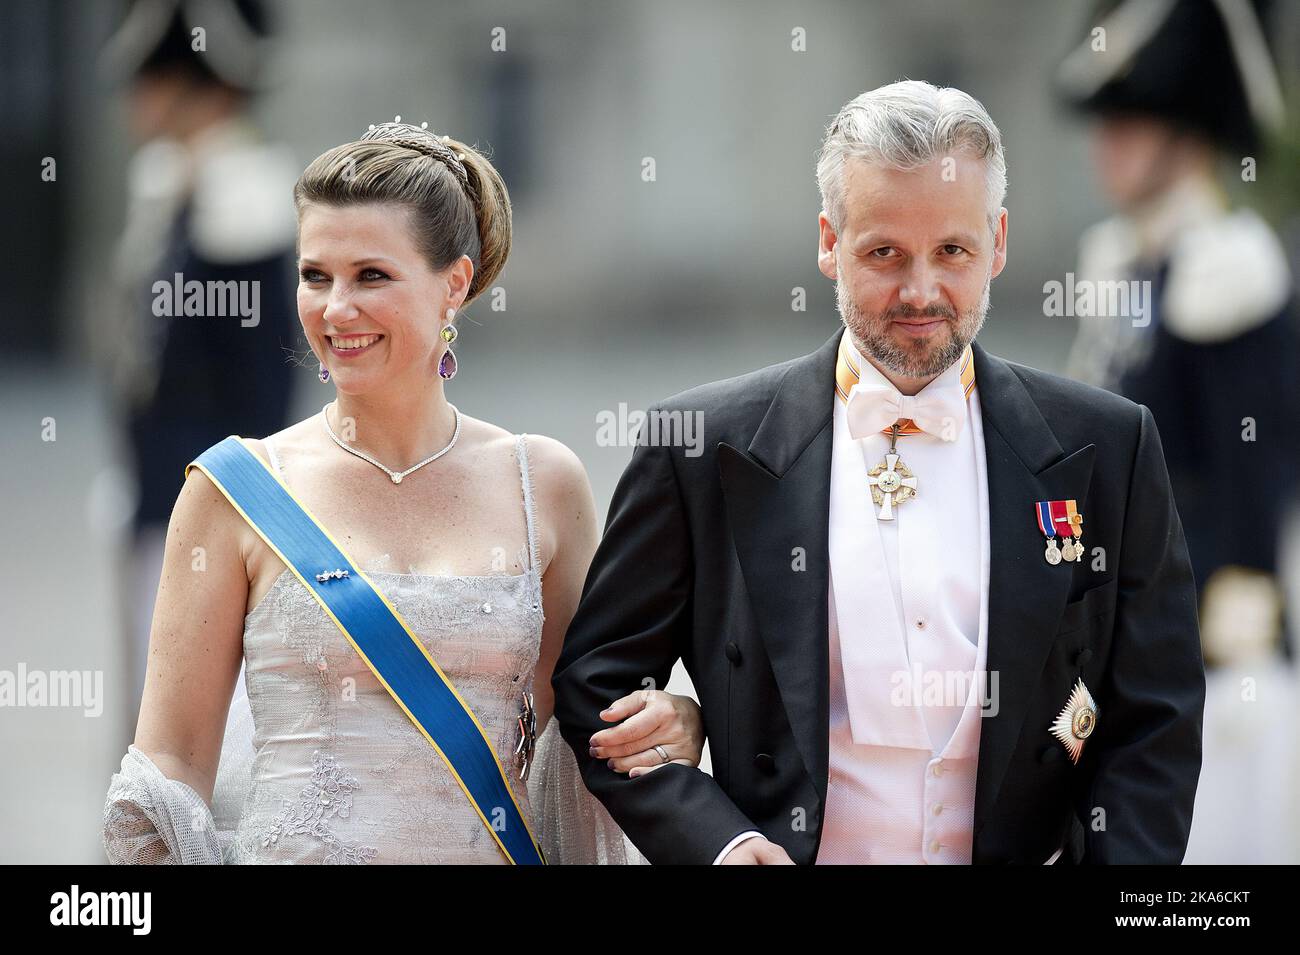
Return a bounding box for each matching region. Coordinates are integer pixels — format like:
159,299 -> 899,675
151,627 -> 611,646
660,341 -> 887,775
818,154 -> 1007,381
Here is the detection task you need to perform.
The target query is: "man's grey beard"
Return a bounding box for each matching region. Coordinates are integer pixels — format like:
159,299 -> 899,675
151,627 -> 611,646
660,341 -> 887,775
837,273 -> 991,379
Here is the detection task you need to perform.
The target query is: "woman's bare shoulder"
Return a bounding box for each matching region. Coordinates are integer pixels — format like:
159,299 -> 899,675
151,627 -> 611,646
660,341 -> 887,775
457,416 -> 589,491
519,433 -> 589,493
519,434 -> 596,578
517,435 -> 594,557
182,416 -> 319,528
456,416 -> 591,513
457,412 -> 515,448
244,414 -> 323,465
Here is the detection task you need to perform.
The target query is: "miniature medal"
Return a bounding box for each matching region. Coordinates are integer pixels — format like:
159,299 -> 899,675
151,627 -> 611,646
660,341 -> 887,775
1066,500 -> 1084,562
1037,501 -> 1062,564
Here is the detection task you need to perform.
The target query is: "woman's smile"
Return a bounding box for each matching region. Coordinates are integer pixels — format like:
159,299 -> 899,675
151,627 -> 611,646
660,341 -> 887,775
326,333 -> 385,358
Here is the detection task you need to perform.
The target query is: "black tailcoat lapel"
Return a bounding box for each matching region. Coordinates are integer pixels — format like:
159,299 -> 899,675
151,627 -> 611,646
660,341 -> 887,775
718,331 -> 839,814
970,342 -> 1095,846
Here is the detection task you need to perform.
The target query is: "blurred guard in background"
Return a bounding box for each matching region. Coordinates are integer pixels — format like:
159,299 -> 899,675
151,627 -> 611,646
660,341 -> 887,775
1060,0 -> 1299,666
1060,0 -> 1300,862
98,0 -> 298,712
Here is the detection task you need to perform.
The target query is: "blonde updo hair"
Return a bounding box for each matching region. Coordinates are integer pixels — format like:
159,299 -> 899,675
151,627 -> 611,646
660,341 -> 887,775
293,120 -> 511,305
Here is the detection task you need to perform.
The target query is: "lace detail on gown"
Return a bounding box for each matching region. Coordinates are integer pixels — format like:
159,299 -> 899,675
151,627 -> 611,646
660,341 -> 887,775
257,750 -> 377,864
104,433 -> 642,864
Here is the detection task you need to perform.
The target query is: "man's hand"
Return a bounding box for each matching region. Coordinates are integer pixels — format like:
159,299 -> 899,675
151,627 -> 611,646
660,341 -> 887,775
720,837 -> 795,864
588,689 -> 705,777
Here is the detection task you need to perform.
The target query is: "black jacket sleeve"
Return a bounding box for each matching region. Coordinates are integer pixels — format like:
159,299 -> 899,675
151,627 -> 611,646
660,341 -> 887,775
551,410 -> 758,863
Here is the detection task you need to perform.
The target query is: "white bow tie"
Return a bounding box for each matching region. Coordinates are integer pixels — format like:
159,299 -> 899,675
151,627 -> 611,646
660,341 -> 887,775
845,379 -> 966,441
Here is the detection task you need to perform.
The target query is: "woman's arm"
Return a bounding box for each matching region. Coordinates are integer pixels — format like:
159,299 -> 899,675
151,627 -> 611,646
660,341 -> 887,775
527,435 -> 705,771
527,435 -> 599,736
104,456 -> 252,863
131,461 -> 250,803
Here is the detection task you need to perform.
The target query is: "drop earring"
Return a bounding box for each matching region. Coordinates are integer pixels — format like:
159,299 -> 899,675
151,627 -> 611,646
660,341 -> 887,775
438,306 -> 459,380
318,362 -> 330,383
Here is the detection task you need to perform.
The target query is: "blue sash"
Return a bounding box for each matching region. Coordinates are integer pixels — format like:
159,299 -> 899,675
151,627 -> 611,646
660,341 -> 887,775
187,436 -> 545,865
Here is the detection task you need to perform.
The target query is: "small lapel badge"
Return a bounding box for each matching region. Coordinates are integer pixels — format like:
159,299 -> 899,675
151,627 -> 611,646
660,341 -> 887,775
315,568 -> 350,583
1049,677 -> 1098,764
1036,500 -> 1084,565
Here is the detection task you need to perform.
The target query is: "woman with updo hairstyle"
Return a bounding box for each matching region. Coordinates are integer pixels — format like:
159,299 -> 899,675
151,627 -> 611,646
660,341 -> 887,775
103,120 -> 704,864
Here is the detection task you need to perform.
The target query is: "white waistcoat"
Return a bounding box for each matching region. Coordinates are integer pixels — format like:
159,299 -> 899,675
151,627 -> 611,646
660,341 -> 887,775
817,346 -> 991,864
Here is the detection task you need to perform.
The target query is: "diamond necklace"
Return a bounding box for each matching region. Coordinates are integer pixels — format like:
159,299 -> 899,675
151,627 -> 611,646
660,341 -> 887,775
320,400 -> 461,484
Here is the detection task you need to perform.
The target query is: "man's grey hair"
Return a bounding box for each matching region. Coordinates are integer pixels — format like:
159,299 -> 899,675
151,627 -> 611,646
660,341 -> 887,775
816,80 -> 1008,236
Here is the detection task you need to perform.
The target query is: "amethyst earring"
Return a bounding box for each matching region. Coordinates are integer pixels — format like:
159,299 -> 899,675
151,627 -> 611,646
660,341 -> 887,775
318,362 -> 330,383
438,307 -> 459,380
